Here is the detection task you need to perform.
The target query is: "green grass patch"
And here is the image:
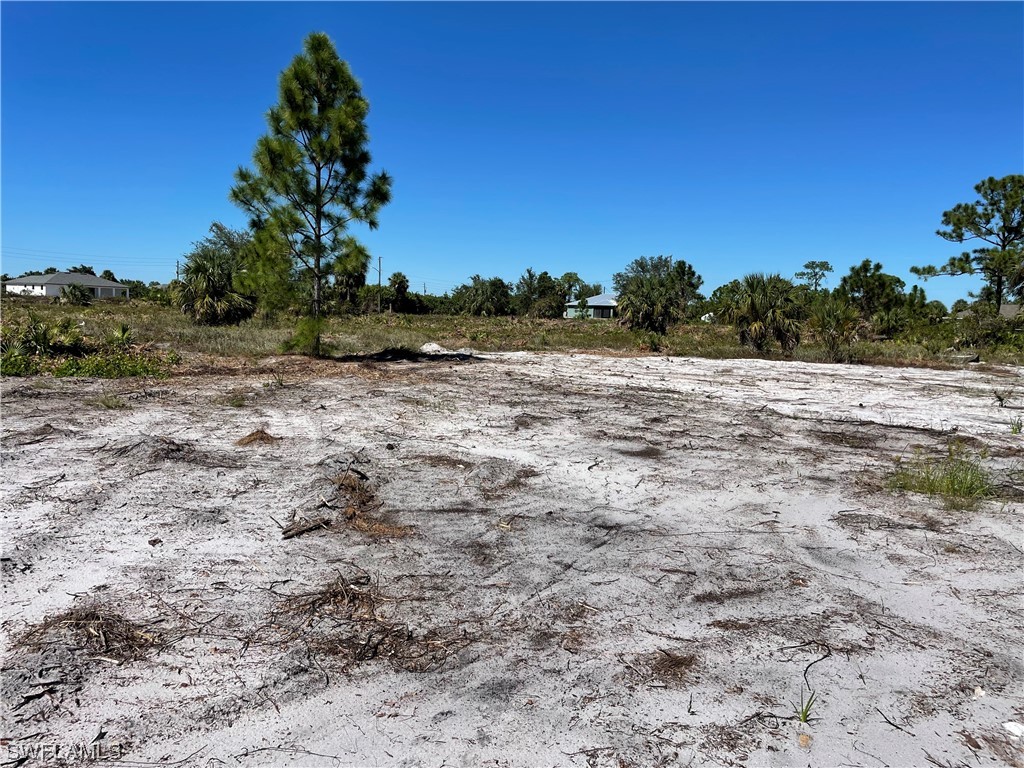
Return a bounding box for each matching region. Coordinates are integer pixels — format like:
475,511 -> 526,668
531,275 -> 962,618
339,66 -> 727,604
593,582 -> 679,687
888,444 -> 994,509
89,393 -> 130,410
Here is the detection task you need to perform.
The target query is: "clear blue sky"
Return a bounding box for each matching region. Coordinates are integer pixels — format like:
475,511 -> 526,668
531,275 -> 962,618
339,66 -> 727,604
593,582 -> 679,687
3,2 -> 1022,306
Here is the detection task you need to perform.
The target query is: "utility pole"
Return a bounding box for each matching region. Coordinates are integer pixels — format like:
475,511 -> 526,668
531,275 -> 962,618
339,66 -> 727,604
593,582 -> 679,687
176,260 -> 180,281
377,256 -> 382,314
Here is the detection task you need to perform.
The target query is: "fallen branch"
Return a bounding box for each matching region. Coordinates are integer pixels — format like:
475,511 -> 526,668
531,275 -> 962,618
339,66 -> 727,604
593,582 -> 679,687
281,517 -> 331,540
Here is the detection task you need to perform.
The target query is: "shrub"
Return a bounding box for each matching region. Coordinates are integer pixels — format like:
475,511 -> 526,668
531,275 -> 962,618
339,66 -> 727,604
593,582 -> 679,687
55,283 -> 93,306
808,296 -> 859,362
0,316 -> 171,378
281,316 -> 332,357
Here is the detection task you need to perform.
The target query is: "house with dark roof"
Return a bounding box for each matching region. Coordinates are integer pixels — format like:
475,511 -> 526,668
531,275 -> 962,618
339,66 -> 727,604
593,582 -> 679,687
565,292 -> 618,319
954,304 -> 1022,321
2,272 -> 129,299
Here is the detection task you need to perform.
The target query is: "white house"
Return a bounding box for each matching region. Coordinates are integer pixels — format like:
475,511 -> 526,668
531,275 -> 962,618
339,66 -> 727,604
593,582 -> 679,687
565,292 -> 618,319
3,272 -> 129,299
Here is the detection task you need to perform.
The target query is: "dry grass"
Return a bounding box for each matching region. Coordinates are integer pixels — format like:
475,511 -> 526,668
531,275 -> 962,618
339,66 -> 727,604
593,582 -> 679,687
274,574 -> 469,673
17,605 -> 160,662
650,648 -> 699,682
235,428 -> 280,446
331,470 -> 414,538
279,573 -> 380,625
6,296 -> 1022,367
693,585 -> 766,604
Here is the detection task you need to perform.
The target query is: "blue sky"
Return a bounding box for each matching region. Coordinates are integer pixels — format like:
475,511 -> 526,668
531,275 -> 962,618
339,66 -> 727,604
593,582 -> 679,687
2,2 -> 1022,306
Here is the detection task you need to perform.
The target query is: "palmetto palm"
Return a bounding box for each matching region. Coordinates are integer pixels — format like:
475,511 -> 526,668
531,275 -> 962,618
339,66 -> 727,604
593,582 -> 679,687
616,275 -> 682,335
172,246 -> 255,325
809,295 -> 860,362
332,237 -> 371,304
726,273 -> 802,353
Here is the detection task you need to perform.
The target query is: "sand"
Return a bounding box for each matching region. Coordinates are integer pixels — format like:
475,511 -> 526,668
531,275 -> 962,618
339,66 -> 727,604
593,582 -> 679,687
2,351 -> 1022,767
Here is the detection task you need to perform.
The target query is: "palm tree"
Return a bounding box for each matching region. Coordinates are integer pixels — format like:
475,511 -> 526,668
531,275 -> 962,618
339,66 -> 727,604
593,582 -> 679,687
56,283 -> 92,306
463,275 -> 511,316
332,237 -> 371,305
809,295 -> 860,362
388,271 -> 410,311
616,274 -> 682,334
172,245 -> 255,325
725,273 -> 802,353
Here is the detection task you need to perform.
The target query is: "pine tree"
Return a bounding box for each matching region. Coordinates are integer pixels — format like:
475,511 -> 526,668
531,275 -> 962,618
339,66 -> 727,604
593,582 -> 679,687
231,32 -> 392,355
912,175 -> 1023,312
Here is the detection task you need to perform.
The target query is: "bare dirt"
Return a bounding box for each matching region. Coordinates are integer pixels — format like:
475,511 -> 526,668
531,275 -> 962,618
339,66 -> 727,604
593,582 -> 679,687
2,352 -> 1023,767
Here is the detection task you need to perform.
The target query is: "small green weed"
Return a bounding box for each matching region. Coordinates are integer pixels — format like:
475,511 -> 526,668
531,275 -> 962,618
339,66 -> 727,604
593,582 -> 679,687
262,373 -> 286,389
91,393 -> 130,410
1011,417 -> 1022,435
105,323 -> 134,350
217,389 -> 248,407
791,689 -> 818,724
889,443 -> 993,509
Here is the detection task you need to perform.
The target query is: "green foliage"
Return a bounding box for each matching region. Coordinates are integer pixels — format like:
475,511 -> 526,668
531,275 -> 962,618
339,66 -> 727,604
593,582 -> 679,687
51,352 -> 168,378
451,275 -> 513,316
231,32 -> 392,354
173,223 -> 256,325
388,271 -> 410,311
808,295 -> 859,362
0,315 -> 170,378
871,307 -> 907,339
708,279 -> 742,317
951,313 -> 1023,350
724,273 -> 802,353
1010,417 -> 1022,435
514,268 -> 573,318
574,295 -> 589,320
912,175 -> 1024,311
791,690 -> 818,724
794,260 -> 833,292
282,316 -> 331,357
91,393 -> 130,410
0,347 -> 37,375
56,283 -> 93,306
329,236 -> 372,309
836,260 -> 906,318
105,323 -> 134,350
613,255 -> 703,334
889,443 -> 993,509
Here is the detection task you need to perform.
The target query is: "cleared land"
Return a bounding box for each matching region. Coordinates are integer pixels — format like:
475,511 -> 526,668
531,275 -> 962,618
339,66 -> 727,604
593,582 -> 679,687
2,352 -> 1023,767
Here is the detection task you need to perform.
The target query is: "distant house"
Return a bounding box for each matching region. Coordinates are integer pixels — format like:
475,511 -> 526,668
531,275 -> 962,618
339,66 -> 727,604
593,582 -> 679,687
954,304 -> 1022,321
2,272 -> 129,299
565,292 -> 618,319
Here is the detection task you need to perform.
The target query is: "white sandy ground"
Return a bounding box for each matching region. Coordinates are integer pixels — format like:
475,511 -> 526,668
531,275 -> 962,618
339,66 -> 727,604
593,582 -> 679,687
1,352 -> 1023,768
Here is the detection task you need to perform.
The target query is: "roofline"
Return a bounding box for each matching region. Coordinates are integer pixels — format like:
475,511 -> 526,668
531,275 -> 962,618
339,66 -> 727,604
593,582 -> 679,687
3,272 -> 127,288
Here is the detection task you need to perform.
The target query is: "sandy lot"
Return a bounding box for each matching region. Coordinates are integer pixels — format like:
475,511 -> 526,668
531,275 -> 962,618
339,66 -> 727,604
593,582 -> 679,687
2,351 -> 1023,768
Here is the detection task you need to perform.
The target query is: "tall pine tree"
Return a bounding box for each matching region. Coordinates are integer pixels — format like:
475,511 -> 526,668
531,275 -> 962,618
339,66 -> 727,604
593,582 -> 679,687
912,175 -> 1023,312
231,32 -> 392,355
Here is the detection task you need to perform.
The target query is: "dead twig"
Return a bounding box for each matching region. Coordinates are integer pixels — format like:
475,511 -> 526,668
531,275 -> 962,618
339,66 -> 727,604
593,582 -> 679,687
282,517 -> 331,540
876,707 -> 916,737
